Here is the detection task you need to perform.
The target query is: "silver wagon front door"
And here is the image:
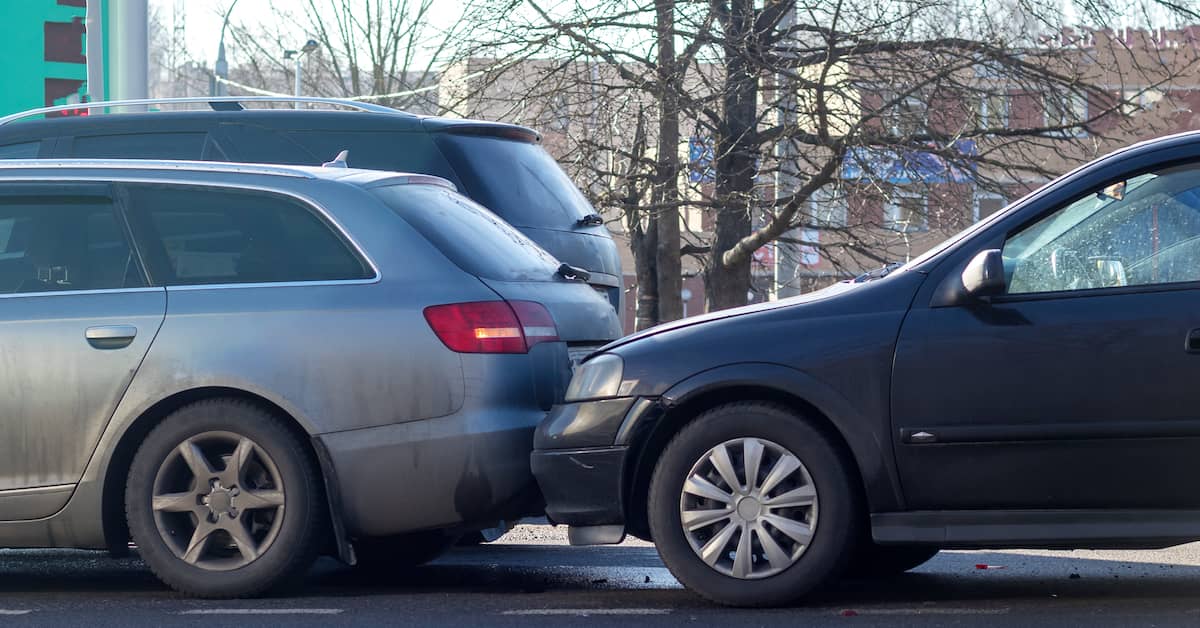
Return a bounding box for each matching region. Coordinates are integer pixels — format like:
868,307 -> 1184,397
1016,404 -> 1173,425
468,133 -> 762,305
0,184 -> 164,520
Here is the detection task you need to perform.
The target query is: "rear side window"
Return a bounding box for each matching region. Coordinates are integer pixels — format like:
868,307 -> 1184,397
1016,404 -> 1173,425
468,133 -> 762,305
372,184 -> 560,281
280,130 -> 457,181
125,185 -> 372,285
0,195 -> 144,293
0,142 -> 40,159
71,133 -> 207,160
433,134 -> 593,229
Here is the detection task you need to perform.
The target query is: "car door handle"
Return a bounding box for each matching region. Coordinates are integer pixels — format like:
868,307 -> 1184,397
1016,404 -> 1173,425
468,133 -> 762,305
85,325 -> 137,350
1186,329 -> 1200,353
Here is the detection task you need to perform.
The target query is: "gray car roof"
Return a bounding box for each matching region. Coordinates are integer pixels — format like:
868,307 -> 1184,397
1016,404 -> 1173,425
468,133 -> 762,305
0,158 -> 456,190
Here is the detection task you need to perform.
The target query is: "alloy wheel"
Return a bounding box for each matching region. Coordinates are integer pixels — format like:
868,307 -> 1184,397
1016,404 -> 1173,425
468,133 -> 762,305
150,431 -> 286,571
679,437 -> 819,579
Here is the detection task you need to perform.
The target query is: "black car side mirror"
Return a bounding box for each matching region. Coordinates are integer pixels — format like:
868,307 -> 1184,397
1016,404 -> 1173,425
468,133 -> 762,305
961,249 -> 1006,299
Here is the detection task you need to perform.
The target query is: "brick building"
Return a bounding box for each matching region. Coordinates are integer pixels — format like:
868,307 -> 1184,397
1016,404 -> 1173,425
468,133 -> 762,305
442,27 -> 1200,326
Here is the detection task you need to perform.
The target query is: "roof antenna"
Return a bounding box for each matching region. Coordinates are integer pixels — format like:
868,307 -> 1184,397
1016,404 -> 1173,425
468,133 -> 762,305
322,149 -> 350,168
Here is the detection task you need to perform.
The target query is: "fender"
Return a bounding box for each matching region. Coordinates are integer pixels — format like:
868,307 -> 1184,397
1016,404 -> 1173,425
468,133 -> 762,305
650,362 -> 905,512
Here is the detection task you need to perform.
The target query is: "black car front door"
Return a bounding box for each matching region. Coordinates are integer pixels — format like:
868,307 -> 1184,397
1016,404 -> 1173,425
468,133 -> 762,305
892,162 -> 1200,510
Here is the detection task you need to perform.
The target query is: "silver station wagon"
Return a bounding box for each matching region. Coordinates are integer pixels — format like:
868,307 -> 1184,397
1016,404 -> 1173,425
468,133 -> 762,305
0,159 -> 620,597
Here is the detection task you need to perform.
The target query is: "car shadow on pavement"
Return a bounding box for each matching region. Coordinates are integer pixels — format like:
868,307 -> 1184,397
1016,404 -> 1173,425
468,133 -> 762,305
304,545 -> 676,597
0,549 -> 164,594
302,544 -> 1200,606
5,544 -> 1200,607
814,550 -> 1200,606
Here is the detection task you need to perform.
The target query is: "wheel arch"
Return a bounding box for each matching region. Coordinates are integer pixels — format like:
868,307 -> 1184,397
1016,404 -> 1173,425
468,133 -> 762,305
622,363 -> 903,540
99,386 -> 348,560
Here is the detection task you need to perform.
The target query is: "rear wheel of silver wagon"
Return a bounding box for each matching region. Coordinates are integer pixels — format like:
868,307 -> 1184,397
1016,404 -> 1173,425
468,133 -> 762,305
125,399 -> 325,598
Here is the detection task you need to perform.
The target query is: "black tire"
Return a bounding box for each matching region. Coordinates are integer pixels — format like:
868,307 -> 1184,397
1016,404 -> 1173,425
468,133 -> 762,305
354,530 -> 461,570
845,543 -> 938,578
647,402 -> 862,607
125,399 -> 325,598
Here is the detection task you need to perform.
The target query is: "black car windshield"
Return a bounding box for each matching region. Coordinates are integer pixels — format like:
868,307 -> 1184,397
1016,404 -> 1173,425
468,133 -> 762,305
372,183 -> 562,281
433,134 -> 593,230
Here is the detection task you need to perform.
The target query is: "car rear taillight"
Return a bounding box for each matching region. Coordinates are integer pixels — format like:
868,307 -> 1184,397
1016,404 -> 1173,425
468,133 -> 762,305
424,301 -> 559,354
510,301 -> 559,346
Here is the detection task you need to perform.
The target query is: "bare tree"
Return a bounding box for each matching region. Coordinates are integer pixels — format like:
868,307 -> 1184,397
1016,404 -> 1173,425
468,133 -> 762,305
452,0 -> 1200,322
221,0 -> 462,111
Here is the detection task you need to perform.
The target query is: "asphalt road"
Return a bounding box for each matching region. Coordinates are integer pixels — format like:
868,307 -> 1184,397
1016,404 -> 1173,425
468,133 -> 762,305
4,526 -> 1200,626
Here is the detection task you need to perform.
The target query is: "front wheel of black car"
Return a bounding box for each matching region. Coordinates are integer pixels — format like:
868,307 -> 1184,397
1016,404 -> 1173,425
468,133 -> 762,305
125,399 -> 325,598
647,402 -> 861,607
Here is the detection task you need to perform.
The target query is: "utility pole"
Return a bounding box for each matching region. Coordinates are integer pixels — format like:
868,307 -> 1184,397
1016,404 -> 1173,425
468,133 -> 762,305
212,0 -> 240,97
772,1 -> 802,299
105,0 -> 147,104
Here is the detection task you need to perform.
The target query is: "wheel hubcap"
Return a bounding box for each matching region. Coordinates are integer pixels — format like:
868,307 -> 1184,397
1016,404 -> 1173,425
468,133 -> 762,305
678,437 -> 818,580
151,431 -> 286,571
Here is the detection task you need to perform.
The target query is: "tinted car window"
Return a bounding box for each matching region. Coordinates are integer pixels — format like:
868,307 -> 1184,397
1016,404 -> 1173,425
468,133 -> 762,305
125,185 -> 371,285
0,196 -> 144,293
0,142 -> 40,159
280,130 -> 457,180
71,133 -> 207,159
433,134 -> 593,229
372,184 -> 560,281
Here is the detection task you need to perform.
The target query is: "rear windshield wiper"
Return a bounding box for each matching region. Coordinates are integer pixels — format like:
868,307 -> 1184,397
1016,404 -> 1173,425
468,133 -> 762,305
852,262 -> 903,283
556,263 -> 591,282
576,213 -> 604,227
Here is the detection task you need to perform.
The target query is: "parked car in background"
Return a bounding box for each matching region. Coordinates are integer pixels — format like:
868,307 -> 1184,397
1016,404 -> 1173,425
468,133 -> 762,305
0,158 -> 619,597
533,130 -> 1200,606
0,97 -> 624,324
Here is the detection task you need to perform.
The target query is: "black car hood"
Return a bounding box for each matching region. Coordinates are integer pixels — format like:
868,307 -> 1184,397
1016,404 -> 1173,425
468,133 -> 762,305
598,280 -> 862,354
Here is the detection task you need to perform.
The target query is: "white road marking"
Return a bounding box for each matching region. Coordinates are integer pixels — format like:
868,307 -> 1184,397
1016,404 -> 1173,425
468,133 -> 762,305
502,608 -> 672,616
841,607 -> 1011,616
177,609 -> 344,615
0,610 -> 32,615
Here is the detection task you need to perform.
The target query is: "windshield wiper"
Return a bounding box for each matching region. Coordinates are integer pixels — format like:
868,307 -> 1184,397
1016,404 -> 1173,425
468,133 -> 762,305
576,213 -> 604,227
852,262 -> 904,283
556,263 -> 591,282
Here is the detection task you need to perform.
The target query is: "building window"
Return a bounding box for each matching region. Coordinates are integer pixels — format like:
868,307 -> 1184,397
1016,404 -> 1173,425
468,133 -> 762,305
1044,93 -> 1089,136
980,93 -> 1008,130
974,192 -> 1007,222
1121,88 -> 1164,116
887,94 -> 928,136
809,185 -> 848,228
884,189 -> 928,232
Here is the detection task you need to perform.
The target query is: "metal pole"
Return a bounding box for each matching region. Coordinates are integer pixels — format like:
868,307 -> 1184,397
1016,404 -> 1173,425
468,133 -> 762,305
772,2 -> 802,299
214,0 -> 240,97
85,0 -> 106,102
107,0 -> 148,107
294,55 -> 302,108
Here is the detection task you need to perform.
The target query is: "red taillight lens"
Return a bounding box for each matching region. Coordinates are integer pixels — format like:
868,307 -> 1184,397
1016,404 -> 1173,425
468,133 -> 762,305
423,300 -> 558,354
510,300 -> 559,346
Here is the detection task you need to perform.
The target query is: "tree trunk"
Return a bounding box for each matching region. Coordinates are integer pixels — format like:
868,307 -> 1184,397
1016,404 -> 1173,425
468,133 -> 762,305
706,0 -> 758,311
632,218 -> 659,331
624,109 -> 659,331
653,0 -> 683,322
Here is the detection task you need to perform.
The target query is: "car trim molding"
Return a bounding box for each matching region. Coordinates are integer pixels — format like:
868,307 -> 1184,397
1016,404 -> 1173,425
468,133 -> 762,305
872,509 -> 1200,548
0,286 -> 163,300
899,419 -> 1200,445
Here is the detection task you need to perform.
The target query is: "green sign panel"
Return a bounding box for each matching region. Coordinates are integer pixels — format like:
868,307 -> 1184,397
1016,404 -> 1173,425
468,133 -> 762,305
0,0 -> 90,117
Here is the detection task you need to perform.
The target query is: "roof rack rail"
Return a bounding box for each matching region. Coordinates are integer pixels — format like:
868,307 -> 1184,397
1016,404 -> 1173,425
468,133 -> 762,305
0,96 -> 405,127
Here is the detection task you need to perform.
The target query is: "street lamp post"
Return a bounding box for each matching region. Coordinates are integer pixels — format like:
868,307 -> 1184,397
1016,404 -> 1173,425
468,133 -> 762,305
212,0 -> 241,97
283,40 -> 320,108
